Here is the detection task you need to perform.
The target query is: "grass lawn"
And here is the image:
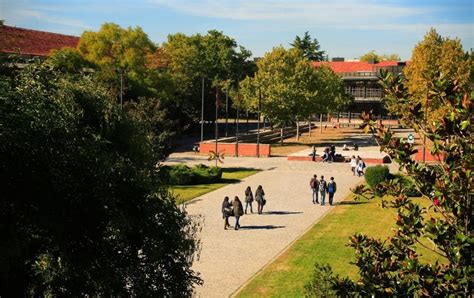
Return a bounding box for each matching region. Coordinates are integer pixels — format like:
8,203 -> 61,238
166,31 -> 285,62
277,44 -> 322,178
170,167 -> 259,204
236,196 -> 445,297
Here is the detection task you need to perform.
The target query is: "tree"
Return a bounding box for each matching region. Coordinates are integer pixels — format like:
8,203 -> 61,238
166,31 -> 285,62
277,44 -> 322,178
306,30 -> 472,296
78,23 -> 158,100
163,30 -> 253,123
239,47 -> 345,131
291,31 -> 326,61
402,28 -> 471,122
0,61 -> 201,296
360,50 -> 400,63
46,47 -> 91,73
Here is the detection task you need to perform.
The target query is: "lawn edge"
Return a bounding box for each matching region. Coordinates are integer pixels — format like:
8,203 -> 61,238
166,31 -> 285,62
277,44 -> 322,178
177,169 -> 261,206
230,188 -> 359,297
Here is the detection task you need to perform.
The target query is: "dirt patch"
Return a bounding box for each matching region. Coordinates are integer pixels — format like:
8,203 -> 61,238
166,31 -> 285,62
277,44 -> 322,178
285,127 -> 361,144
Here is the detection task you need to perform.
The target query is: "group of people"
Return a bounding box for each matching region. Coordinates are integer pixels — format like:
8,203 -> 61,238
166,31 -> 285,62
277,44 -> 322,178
309,175 -> 337,206
350,155 -> 366,176
322,145 -> 337,162
221,185 -> 266,230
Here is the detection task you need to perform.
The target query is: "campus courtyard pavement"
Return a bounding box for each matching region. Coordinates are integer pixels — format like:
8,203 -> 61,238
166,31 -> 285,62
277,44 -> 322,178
165,153 -> 365,297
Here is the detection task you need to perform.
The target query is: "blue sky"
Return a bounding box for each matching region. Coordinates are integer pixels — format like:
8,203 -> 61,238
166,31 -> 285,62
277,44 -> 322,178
2,0 -> 473,60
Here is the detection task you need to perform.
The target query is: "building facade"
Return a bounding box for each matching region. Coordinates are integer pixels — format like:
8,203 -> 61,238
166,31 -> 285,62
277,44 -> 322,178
313,60 -> 407,116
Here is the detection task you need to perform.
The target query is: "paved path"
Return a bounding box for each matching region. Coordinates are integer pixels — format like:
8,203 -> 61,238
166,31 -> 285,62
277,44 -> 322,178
165,154 -> 364,297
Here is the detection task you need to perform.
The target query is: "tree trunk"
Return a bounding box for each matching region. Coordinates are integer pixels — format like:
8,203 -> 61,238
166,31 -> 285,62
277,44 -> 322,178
308,115 -> 311,137
320,114 -> 323,133
296,118 -> 299,141
280,127 -> 284,145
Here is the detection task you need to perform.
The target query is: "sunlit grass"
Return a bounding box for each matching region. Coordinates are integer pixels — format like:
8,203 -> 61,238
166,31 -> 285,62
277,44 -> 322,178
170,168 -> 259,204
236,196 -> 446,297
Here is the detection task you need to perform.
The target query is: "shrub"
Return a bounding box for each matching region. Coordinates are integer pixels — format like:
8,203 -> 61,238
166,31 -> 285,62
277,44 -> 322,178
167,164 -> 222,185
304,263 -> 338,297
365,165 -> 390,191
390,173 -> 421,197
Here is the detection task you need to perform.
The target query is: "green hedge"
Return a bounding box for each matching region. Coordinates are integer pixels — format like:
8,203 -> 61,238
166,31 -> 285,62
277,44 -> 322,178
365,165 -> 390,190
163,164 -> 222,185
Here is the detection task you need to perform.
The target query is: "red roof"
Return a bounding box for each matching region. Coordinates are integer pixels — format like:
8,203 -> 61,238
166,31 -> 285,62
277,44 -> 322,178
312,61 -> 400,73
0,25 -> 80,57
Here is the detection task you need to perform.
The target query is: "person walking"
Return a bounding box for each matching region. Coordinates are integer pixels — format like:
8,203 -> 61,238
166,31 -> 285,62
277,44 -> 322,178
309,175 -> 319,204
311,145 -> 317,162
327,177 -> 337,206
255,185 -> 266,214
319,176 -> 327,205
357,156 -> 366,177
244,186 -> 254,214
221,196 -> 232,230
232,196 -> 244,230
350,155 -> 357,175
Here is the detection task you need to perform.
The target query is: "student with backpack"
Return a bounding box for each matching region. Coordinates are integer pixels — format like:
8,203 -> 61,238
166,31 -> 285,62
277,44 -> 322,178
319,176 -> 327,205
309,175 -> 319,204
327,177 -> 337,206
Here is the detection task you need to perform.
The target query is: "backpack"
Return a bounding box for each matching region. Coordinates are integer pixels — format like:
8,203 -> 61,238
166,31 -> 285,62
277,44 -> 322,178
310,179 -> 316,189
319,180 -> 326,192
328,182 -> 335,193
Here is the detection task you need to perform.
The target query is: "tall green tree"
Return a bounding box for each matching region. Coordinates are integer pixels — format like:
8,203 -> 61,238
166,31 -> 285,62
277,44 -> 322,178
239,47 -> 345,128
0,61 -> 201,296
163,30 -> 253,123
290,31 -> 326,61
78,23 -> 159,99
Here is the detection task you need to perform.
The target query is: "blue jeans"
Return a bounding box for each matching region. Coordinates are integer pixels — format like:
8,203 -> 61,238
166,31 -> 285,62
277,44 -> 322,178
320,191 -> 326,205
312,188 -> 318,203
234,216 -> 240,229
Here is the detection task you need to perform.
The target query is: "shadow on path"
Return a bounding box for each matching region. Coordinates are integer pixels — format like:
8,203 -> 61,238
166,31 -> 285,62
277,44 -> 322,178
240,225 -> 285,230
335,201 -> 368,206
264,211 -> 303,215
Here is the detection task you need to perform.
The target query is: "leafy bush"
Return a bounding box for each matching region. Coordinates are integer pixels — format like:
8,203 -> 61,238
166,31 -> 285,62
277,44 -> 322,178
166,164 -> 222,185
390,173 -> 421,197
365,165 -> 390,191
304,263 -> 338,297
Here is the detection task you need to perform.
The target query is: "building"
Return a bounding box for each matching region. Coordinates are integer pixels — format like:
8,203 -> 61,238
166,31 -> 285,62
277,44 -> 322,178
0,23 -> 80,58
313,59 -> 407,116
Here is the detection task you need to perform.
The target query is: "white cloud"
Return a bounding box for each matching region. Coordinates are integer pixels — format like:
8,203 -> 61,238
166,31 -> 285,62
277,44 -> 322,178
6,8 -> 90,30
149,0 -> 426,23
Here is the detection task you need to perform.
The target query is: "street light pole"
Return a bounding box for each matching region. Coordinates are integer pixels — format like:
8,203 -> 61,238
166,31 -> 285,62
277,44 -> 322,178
225,90 -> 229,137
201,77 -> 204,143
236,80 -> 240,157
257,85 -> 261,158
215,86 -> 219,167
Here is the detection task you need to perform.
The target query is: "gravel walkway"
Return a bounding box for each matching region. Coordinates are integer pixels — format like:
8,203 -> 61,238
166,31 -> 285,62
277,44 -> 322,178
166,154 -> 364,297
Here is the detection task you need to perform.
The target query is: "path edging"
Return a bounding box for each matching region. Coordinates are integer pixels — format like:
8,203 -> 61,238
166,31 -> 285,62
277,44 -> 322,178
229,190 -> 358,297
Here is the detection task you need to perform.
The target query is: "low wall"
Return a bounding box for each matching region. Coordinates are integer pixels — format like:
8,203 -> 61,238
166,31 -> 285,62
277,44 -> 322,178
199,142 -> 271,157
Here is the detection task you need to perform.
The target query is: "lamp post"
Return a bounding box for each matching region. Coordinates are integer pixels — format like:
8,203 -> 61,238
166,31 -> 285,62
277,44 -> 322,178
257,85 -> 261,158
201,76 -> 205,143
225,89 -> 229,137
215,86 -> 219,167
235,79 -> 240,157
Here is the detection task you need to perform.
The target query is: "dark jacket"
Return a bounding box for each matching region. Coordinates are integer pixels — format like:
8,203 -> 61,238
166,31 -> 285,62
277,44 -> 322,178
222,200 -> 232,218
232,199 -> 244,217
245,189 -> 254,202
255,188 -> 265,202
